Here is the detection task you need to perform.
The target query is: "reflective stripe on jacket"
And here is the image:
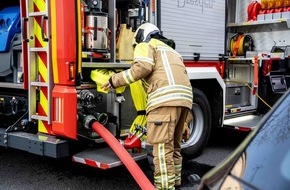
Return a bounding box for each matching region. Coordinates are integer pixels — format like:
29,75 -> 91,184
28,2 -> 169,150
111,38 -> 193,112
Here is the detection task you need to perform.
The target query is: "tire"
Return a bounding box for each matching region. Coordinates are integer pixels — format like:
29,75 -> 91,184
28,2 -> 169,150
181,88 -> 212,158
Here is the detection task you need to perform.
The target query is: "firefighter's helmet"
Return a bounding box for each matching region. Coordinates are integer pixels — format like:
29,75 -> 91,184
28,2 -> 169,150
132,23 -> 160,48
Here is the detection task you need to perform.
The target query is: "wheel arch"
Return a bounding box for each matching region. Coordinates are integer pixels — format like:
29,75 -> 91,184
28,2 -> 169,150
191,79 -> 224,129
186,67 -> 225,129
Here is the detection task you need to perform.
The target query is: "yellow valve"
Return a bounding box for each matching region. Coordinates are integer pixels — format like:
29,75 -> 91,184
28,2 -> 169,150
261,0 -> 268,9
267,0 -> 275,9
276,0 -> 284,8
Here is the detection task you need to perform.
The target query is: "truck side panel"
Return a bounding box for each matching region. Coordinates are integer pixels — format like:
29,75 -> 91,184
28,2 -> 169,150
159,0 -> 226,59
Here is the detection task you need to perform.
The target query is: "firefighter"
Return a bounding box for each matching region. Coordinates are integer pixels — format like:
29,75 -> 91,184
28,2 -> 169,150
102,22 -> 193,189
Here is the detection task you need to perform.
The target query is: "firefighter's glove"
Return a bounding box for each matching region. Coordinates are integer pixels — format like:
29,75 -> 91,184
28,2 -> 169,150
101,77 -> 115,91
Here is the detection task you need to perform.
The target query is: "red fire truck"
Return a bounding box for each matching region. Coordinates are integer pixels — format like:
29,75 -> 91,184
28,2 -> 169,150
0,0 -> 289,188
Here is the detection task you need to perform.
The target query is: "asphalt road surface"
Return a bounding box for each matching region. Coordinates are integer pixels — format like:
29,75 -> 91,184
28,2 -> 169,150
0,128 -> 248,190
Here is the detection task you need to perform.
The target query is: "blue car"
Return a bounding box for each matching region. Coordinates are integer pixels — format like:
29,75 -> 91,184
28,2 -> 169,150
198,88 -> 290,190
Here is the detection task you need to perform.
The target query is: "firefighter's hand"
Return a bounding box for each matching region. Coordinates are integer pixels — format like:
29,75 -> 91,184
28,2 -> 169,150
101,81 -> 112,91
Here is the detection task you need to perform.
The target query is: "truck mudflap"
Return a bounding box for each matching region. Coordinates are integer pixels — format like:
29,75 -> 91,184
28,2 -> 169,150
0,128 -> 69,158
223,114 -> 264,131
72,147 -> 147,169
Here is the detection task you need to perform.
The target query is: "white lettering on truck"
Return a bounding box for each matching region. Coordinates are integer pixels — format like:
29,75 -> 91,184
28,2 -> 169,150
177,0 -> 216,13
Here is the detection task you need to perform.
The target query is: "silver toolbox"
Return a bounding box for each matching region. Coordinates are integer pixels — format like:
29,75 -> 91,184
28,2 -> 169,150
85,12 -> 109,51
225,82 -> 251,108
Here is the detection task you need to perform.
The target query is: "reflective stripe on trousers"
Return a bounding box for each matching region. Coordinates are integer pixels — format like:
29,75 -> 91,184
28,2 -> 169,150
148,107 -> 189,189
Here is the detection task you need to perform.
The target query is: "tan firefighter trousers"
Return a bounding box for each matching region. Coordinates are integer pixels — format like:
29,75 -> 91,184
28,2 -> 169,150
146,106 -> 190,190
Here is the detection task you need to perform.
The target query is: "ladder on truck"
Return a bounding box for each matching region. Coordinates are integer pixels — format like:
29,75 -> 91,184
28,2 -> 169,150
25,0 -> 53,127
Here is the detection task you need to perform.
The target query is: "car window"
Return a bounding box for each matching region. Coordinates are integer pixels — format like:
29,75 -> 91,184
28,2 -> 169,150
233,91 -> 290,189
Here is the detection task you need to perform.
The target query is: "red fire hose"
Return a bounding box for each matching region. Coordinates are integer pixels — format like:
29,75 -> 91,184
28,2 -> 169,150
92,121 -> 155,190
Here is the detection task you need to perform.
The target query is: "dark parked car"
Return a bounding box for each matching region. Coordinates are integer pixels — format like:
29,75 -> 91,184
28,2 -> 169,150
198,88 -> 290,190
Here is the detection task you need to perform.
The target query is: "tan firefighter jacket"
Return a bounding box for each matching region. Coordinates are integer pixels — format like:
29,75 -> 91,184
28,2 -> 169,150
110,38 -> 193,113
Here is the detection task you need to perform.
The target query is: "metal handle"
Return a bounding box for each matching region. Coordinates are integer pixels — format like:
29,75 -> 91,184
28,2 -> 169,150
94,17 -> 98,41
66,62 -> 75,81
41,15 -> 49,42
21,18 -> 29,42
